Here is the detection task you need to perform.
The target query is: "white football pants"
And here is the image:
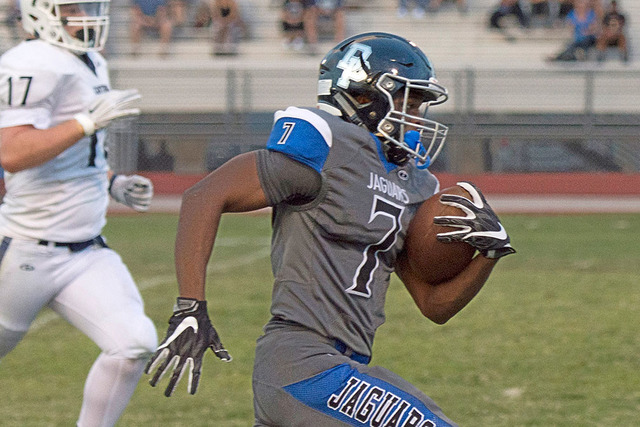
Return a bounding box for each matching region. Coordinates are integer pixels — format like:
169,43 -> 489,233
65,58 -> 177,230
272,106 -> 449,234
0,237 -> 158,427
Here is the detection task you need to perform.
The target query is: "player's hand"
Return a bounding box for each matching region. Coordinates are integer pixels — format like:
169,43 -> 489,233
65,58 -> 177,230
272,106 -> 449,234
145,298 -> 231,397
109,174 -> 153,212
433,181 -> 516,259
74,89 -> 141,136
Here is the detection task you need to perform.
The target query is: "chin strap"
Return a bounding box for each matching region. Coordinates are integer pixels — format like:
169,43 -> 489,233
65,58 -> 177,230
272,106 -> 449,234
316,103 -> 343,117
383,143 -> 410,165
333,92 -> 364,127
329,92 -> 414,167
404,130 -> 431,169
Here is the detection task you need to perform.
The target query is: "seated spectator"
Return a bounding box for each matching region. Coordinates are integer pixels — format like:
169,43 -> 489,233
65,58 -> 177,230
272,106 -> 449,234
528,0 -> 553,27
2,0 -> 26,50
557,0 -> 573,20
397,0 -> 429,19
281,0 -> 318,54
596,0 -> 628,62
315,0 -> 346,42
281,0 -> 306,51
428,0 -> 468,14
168,0 -> 190,26
130,0 -> 174,56
547,0 -> 598,61
489,0 -> 530,31
301,0 -> 318,54
590,0 -> 604,21
194,0 -> 246,55
138,140 -> 175,171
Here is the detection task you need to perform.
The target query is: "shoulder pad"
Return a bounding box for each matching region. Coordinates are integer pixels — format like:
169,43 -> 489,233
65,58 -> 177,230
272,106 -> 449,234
273,107 -> 333,148
267,106 -> 333,173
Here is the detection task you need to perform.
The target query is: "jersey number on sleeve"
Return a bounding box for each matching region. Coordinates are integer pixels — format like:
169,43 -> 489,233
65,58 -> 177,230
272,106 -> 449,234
277,122 -> 296,144
347,195 -> 405,298
6,76 -> 33,106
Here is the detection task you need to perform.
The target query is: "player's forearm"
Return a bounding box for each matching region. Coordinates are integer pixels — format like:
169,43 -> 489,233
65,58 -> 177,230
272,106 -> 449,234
174,152 -> 268,300
0,120 -> 84,172
425,255 -> 498,323
175,181 -> 224,301
400,254 -> 498,324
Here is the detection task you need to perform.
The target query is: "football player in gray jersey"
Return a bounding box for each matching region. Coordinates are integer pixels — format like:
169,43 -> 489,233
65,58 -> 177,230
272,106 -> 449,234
147,32 -> 515,426
0,1 -> 157,426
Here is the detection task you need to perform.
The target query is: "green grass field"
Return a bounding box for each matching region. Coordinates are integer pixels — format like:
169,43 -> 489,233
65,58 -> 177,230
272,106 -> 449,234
2,213 -> 639,426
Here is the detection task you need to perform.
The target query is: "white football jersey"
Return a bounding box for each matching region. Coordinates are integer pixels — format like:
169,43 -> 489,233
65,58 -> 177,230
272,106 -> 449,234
0,40 -> 111,242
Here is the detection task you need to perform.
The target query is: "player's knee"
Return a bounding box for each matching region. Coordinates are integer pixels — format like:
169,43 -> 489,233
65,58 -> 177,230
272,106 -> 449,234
110,315 -> 158,359
0,322 -> 27,359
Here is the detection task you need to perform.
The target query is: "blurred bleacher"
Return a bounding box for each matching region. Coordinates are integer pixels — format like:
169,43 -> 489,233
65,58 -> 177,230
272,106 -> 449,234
106,0 -> 637,66
103,0 -> 640,113
2,0 -> 638,113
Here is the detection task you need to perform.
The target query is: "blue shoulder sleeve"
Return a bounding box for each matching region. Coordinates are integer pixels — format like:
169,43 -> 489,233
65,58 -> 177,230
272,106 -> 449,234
266,107 -> 333,173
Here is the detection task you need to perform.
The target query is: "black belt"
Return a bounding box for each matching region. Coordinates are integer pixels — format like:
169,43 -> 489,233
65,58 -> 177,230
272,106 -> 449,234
268,316 -> 371,365
38,236 -> 107,252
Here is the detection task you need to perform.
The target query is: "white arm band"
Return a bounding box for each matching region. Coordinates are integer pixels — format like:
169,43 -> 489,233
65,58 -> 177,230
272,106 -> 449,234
73,113 -> 96,136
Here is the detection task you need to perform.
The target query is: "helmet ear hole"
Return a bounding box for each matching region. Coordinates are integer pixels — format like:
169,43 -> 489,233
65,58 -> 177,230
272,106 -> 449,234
354,94 -> 373,106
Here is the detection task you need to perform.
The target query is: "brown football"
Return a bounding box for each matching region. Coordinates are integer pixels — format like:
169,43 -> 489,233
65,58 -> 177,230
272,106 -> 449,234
402,184 -> 477,284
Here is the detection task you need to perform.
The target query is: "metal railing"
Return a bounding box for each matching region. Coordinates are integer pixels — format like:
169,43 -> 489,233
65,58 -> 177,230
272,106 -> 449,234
106,65 -> 640,174
110,64 -> 640,115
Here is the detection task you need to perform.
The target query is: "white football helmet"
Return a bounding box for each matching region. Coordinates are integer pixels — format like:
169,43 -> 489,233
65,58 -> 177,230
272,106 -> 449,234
20,0 -> 110,52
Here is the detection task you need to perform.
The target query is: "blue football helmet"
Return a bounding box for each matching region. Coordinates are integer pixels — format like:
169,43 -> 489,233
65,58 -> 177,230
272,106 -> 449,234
317,32 -> 449,166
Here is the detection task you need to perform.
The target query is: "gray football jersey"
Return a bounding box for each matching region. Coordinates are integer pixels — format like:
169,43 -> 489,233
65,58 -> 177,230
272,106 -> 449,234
262,106 -> 439,357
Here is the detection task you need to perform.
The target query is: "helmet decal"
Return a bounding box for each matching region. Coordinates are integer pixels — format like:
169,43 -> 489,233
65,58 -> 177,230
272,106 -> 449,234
336,43 -> 372,89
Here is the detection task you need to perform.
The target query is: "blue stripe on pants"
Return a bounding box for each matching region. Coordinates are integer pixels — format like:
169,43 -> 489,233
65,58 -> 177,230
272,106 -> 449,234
284,363 -> 453,427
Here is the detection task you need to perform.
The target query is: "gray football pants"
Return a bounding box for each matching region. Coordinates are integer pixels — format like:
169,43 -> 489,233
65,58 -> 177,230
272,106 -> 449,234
252,323 -> 457,427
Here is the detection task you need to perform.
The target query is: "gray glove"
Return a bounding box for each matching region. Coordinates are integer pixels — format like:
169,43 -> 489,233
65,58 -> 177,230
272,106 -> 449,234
145,298 -> 232,397
74,89 -> 141,136
434,181 -> 516,259
109,174 -> 153,212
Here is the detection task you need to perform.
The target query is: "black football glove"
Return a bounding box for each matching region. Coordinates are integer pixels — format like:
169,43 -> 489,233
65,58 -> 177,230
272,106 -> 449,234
433,181 -> 516,259
145,298 -> 231,397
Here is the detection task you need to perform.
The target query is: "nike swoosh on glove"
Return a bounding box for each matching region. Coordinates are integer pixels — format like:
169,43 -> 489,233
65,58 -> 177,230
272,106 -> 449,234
433,181 -> 516,259
145,298 -> 231,397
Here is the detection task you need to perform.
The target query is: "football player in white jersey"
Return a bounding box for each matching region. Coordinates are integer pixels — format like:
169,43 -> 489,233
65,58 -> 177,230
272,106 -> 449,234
0,1 -> 158,425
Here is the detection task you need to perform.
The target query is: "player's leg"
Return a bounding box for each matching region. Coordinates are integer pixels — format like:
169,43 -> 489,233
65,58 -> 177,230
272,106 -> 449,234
341,363 -> 457,427
253,325 -> 457,426
274,362 -> 457,426
0,238 -> 62,358
49,247 -> 157,427
0,323 -> 24,358
253,327 -> 351,426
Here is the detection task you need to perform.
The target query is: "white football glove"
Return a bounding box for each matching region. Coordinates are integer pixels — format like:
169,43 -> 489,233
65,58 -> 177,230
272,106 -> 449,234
109,174 -> 153,212
74,89 -> 142,136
